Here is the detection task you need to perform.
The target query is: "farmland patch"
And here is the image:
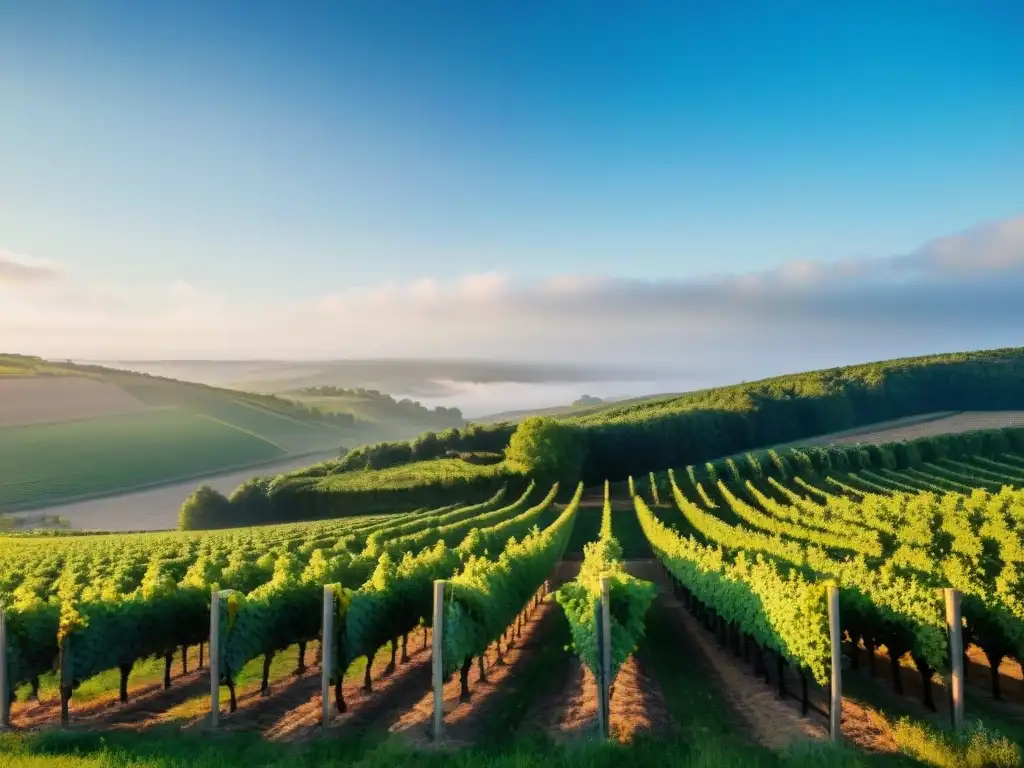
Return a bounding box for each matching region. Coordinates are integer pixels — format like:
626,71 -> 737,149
0,409 -> 285,510
0,376 -> 149,427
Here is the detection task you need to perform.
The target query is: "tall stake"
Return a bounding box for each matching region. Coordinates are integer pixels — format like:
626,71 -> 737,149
599,575 -> 612,738
210,590 -> 220,728
595,602 -> 606,738
945,588 -> 965,731
432,580 -> 445,743
827,585 -> 842,743
0,609 -> 9,729
321,585 -> 334,729
59,635 -> 70,726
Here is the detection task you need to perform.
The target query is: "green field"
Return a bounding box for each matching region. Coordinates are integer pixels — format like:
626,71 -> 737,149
108,373 -> 349,453
311,456 -> 509,491
0,357 -> 367,512
0,410 -> 286,510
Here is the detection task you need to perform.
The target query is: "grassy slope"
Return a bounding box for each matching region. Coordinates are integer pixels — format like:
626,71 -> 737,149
0,356 -> 359,511
0,356 -> 351,451
0,411 -> 286,511
307,457 -> 510,491
106,372 -> 348,453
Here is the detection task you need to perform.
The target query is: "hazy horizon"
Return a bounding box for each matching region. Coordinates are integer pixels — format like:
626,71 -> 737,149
3,3 -> 1023,374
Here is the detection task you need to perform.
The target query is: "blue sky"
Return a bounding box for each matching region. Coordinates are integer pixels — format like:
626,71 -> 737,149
2,1 -> 1024,372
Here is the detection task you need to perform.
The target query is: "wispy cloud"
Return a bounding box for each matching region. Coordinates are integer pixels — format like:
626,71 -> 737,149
3,214 -> 1024,378
0,248 -> 62,285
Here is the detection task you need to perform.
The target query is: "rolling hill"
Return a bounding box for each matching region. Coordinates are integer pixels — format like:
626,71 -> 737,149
0,356 -> 355,511
281,385 -> 463,438
265,346 -> 1024,519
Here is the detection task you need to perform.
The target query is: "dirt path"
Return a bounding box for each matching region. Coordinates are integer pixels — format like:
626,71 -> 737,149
608,649 -> 673,742
542,651 -> 673,744
844,640 -> 1024,731
9,635 -> 439,740
10,647 -> 207,730
267,632 -> 436,742
657,594 -> 825,750
389,591 -> 557,749
644,554 -> 911,757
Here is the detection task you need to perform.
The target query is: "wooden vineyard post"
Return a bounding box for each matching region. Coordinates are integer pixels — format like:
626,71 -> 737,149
321,585 -> 334,730
596,575 -> 612,739
944,588 -> 965,731
59,634 -> 70,726
209,590 -> 221,729
432,580 -> 445,743
827,585 -> 842,743
0,608 -> 8,730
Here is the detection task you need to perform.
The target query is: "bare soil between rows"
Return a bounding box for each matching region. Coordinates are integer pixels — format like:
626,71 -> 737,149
390,596 -> 558,749
9,636 -> 439,741
11,646 -> 207,730
644,562 -> 919,756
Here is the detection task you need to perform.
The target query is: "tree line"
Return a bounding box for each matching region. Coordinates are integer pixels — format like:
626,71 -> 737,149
179,347 -> 1024,529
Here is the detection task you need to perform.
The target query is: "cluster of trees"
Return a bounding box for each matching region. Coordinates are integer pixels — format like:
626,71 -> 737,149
295,386 -> 463,427
504,416 -> 588,488
322,422 -> 516,474
572,395 -> 603,406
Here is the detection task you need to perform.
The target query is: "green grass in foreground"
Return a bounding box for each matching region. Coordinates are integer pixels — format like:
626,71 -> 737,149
0,410 -> 286,510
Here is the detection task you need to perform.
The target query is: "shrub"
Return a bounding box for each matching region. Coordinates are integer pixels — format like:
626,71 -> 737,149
178,485 -> 233,530
504,417 -> 588,486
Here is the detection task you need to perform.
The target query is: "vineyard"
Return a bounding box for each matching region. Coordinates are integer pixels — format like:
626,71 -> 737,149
4,428 -> 1024,767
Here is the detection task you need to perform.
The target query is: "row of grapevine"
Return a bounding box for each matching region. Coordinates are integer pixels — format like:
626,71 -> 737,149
441,483 -> 583,698
634,495 -> 832,685
556,481 -> 655,680
669,471 -> 950,703
209,483 -> 558,709
667,449 -> 1024,708
750,476 -> 1024,695
3,492 -> 540,717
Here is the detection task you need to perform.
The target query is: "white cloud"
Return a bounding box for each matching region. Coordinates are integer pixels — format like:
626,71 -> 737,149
3,213 -> 1024,375
914,215 -> 1024,273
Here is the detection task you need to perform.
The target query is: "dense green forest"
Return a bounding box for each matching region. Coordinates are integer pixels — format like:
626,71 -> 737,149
571,346 -> 1024,484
